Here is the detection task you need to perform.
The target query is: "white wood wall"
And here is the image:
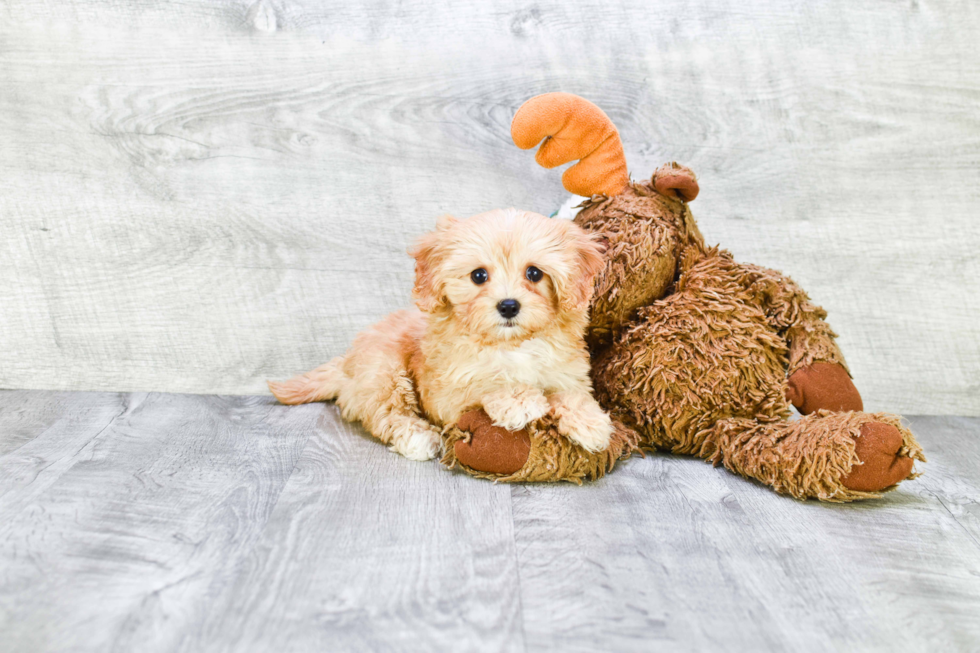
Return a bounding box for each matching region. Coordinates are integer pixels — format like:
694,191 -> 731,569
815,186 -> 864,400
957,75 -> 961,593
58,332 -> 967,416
1,0 -> 977,414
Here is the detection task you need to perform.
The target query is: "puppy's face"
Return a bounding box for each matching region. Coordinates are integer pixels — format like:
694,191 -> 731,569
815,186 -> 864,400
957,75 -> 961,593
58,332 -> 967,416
409,209 -> 604,343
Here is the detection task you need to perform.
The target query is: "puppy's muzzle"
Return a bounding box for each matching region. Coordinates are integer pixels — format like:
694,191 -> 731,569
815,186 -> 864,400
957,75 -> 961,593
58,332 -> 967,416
497,299 -> 521,319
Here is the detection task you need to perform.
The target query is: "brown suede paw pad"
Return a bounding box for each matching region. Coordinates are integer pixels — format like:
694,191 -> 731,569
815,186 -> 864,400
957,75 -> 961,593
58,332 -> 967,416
453,410 -> 530,475
841,422 -> 916,492
787,362 -> 863,414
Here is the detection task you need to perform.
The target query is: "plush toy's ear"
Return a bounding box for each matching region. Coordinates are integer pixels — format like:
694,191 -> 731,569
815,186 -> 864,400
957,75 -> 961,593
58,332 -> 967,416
512,92 -> 630,198
408,215 -> 458,312
556,222 -> 606,315
653,162 -> 699,202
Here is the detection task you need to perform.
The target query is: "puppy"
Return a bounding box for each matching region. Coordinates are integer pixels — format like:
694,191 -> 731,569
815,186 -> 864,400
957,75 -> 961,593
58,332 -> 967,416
268,208 -> 613,461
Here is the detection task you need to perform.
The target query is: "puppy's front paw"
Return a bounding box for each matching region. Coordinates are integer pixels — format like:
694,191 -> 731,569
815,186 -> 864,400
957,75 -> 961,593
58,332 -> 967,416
390,421 -> 443,461
549,392 -> 614,453
563,419 -> 614,453
483,387 -> 550,431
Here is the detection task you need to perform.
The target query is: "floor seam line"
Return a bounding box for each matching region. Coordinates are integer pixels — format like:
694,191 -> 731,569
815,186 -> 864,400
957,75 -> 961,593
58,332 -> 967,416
509,485 -> 530,653
935,493 -> 980,552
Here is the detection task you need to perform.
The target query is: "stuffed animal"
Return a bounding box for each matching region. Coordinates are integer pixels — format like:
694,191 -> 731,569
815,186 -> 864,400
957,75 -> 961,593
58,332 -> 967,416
442,92 -> 925,501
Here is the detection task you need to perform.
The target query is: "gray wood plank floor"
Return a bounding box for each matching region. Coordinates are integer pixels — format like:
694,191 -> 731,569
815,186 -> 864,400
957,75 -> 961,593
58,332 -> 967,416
1,390 -> 978,652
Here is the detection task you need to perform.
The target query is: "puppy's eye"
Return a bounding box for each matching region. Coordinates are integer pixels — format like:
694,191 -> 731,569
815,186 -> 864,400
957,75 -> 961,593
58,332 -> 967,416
525,266 -> 543,283
470,268 -> 489,285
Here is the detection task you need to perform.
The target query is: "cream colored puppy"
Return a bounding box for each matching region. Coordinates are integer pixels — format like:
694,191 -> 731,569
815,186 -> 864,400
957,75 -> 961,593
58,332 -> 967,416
268,208 -> 613,461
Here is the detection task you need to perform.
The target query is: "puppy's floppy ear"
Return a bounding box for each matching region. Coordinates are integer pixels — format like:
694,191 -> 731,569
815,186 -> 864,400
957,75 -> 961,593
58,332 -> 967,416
556,221 -> 606,315
433,214 -> 459,231
407,215 -> 458,312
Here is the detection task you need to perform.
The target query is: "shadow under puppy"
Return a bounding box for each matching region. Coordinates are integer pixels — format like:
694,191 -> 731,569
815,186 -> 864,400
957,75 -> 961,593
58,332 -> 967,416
269,208 -> 611,461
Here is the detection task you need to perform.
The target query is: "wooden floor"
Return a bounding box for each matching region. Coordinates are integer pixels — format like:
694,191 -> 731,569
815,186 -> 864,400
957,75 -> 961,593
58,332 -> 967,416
1,390 -> 978,652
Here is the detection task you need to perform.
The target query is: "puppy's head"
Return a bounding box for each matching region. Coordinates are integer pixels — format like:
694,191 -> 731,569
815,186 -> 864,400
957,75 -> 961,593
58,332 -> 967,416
408,209 -> 604,342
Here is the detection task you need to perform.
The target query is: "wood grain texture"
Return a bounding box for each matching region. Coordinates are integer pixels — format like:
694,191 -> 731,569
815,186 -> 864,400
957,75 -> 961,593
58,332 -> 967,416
511,413 -> 980,652
0,391 -> 321,652
1,392 -> 979,652
187,403 -> 522,652
0,391 -> 523,652
0,1 -> 978,414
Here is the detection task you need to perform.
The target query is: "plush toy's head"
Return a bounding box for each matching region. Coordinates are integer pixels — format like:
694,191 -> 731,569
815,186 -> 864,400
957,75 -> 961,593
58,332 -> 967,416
408,208 -> 604,344
512,92 -> 706,347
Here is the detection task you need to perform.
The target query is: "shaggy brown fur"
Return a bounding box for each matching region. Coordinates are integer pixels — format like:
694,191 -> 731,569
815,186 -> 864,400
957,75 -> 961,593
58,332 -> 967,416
700,412 -> 923,502
448,93 -> 925,500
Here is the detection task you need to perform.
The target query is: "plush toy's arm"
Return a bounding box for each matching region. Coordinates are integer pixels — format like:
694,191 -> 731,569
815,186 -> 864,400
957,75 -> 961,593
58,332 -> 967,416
783,301 -> 848,378
740,263 -> 847,374
739,263 -> 863,413
444,409 -> 639,483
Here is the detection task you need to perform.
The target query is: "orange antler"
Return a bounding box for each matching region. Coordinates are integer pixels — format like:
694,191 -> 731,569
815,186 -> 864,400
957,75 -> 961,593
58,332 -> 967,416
511,92 -> 629,197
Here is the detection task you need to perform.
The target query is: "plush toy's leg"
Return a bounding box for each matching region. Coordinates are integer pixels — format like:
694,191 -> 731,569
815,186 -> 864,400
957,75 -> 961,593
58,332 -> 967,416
699,411 -> 925,501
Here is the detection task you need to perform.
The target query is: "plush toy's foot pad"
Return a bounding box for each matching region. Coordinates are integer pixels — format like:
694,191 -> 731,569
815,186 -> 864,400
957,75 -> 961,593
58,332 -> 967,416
841,422 -> 916,492
453,410 -> 530,475
786,362 -> 863,414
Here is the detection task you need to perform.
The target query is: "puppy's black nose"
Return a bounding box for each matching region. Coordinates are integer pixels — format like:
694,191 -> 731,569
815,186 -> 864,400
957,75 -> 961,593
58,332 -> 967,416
497,298 -> 521,319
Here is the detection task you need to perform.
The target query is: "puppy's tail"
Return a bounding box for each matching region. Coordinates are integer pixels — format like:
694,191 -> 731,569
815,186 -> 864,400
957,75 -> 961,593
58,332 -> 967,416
268,357 -> 345,405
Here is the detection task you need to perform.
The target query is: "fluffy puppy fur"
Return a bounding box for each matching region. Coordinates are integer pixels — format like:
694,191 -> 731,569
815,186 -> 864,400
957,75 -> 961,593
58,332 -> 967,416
268,208 -> 613,461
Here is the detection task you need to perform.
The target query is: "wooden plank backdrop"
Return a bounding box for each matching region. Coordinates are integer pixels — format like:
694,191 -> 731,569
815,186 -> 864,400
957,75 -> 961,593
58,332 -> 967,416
0,0 -> 978,414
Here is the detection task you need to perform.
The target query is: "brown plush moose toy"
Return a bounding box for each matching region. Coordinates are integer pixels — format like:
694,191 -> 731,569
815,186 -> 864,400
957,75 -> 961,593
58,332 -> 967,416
442,92 -> 924,501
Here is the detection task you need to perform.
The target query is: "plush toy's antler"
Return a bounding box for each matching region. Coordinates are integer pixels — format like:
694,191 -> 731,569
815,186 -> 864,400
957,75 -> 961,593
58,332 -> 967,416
511,92 -> 629,197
